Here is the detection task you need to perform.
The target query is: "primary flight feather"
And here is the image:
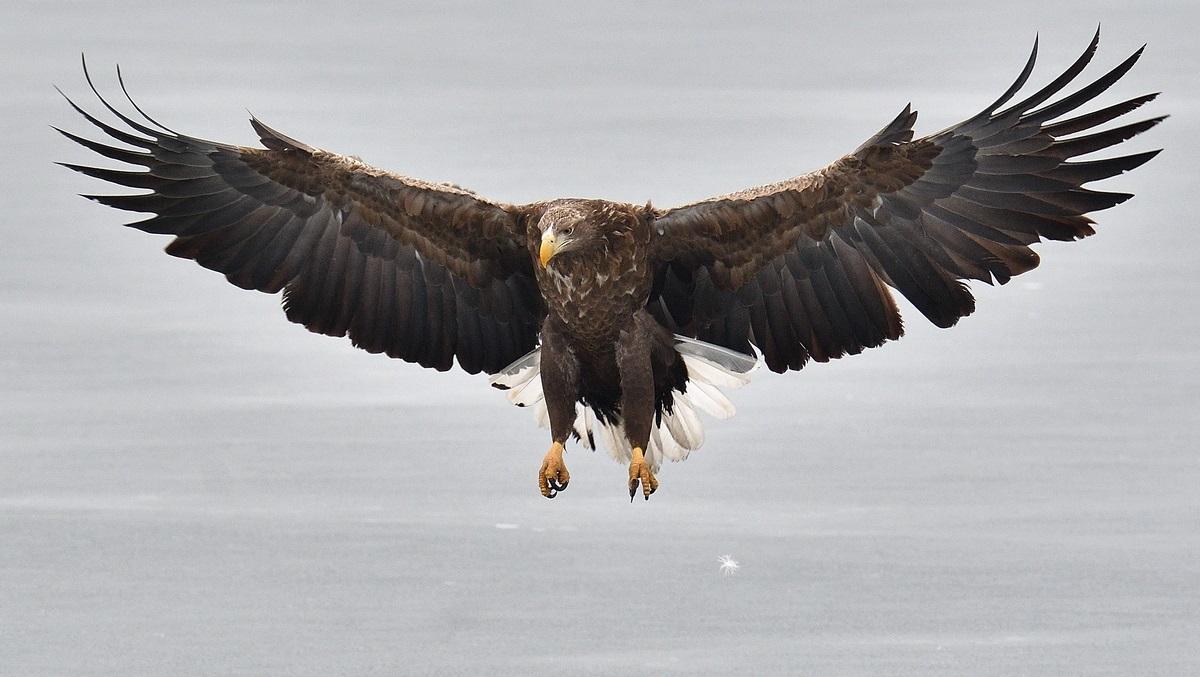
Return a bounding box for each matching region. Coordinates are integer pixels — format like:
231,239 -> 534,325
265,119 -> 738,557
59,29 -> 1162,500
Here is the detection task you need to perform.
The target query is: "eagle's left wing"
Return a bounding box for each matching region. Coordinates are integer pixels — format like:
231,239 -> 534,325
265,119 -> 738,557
57,62 -> 542,375
648,31 -> 1162,372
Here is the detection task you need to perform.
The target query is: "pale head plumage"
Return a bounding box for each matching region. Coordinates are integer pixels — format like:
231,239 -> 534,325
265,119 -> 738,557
538,201 -> 616,267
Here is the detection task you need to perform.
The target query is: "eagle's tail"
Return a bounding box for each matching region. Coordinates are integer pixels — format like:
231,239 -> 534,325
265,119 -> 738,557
489,337 -> 757,471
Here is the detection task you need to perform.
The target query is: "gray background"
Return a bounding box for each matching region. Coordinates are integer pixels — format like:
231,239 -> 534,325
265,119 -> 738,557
1,1 -> 1196,675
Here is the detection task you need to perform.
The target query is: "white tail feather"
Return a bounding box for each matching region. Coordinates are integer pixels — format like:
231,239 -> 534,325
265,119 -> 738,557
490,337 -> 757,471
507,377 -> 544,407
573,403 -> 598,450
678,355 -> 752,390
675,336 -> 757,374
600,420 -> 631,464
663,391 -> 704,450
489,350 -> 540,390
685,378 -> 737,419
648,425 -> 667,468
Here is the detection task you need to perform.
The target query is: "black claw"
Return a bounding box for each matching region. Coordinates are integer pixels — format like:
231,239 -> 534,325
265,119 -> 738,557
546,488 -> 557,499
629,480 -> 638,502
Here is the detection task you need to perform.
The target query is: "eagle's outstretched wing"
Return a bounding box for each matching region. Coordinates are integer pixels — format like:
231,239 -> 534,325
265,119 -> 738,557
648,30 -> 1163,372
58,60 -> 542,374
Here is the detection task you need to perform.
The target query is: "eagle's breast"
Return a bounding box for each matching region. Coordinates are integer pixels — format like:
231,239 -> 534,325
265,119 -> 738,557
535,203 -> 652,350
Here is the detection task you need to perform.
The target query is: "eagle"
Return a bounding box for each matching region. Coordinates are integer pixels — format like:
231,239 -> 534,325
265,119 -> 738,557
58,30 -> 1161,501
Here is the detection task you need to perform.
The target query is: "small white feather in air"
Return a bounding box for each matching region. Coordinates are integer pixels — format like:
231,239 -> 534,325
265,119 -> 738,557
717,554 -> 740,575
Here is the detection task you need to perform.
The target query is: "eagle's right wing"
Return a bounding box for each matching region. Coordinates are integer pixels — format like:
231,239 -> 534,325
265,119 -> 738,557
649,30 -> 1162,372
58,60 -> 542,374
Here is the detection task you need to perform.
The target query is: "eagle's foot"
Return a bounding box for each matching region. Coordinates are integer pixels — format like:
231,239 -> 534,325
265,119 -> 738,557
538,442 -> 569,499
628,446 -> 658,502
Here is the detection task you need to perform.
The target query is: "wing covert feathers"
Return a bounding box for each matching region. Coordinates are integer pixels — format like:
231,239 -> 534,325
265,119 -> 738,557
60,58 -> 541,375
649,29 -> 1162,372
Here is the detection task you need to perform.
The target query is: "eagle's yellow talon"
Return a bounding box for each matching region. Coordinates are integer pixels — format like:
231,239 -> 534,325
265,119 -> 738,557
628,446 -> 658,502
538,442 -> 569,499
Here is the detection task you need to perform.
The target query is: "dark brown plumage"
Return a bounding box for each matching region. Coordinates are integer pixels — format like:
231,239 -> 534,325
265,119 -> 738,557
59,30 -> 1162,500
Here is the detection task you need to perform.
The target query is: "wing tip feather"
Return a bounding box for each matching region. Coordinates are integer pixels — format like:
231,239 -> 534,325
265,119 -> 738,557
248,115 -> 316,153
115,62 -> 178,135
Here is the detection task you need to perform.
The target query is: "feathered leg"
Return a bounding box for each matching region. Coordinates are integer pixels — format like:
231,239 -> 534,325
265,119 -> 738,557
537,320 -> 579,499
616,313 -> 659,501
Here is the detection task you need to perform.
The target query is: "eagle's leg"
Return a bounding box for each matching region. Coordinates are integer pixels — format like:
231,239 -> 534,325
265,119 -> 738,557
537,320 -> 580,499
617,315 -> 658,501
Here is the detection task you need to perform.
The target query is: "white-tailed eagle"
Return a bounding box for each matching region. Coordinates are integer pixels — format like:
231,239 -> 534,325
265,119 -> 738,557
58,30 -> 1161,500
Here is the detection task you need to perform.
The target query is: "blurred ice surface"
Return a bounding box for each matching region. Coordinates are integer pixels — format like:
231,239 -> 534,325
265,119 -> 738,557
1,1 -> 1196,675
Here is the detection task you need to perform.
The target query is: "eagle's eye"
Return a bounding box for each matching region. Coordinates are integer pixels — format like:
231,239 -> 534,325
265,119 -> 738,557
562,226 -> 575,237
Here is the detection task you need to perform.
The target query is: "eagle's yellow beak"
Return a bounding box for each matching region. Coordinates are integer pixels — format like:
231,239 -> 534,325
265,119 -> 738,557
539,232 -> 557,267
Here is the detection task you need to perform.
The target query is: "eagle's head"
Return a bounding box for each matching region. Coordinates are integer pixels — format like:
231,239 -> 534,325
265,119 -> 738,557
537,202 -> 604,268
